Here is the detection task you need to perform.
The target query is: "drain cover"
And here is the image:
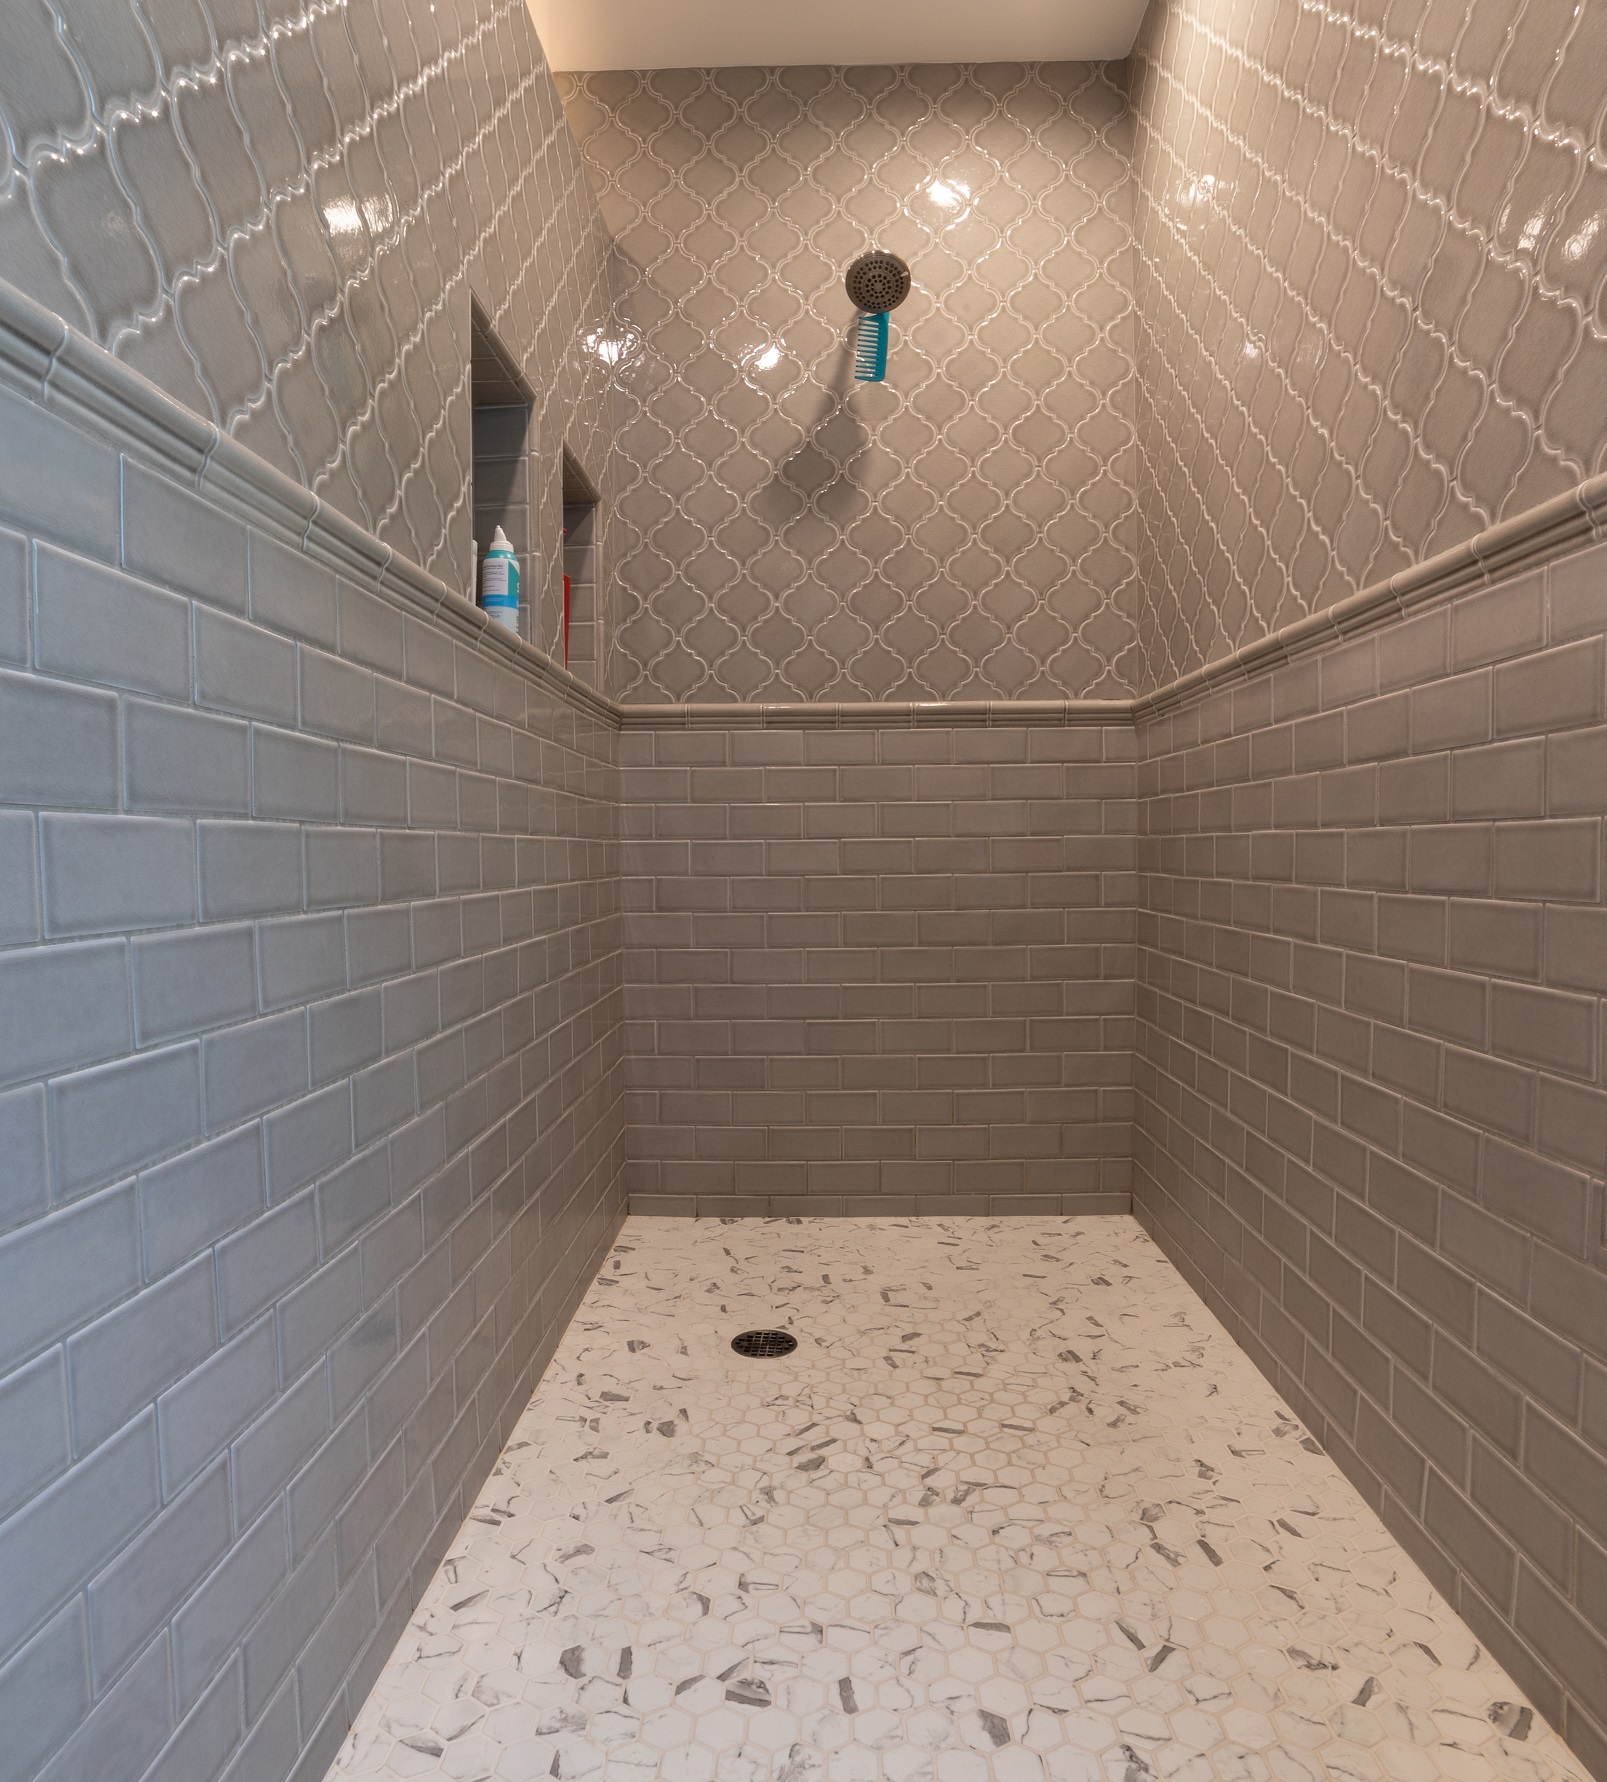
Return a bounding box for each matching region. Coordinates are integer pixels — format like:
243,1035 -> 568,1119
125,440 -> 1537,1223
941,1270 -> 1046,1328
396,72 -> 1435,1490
731,1329 -> 797,1358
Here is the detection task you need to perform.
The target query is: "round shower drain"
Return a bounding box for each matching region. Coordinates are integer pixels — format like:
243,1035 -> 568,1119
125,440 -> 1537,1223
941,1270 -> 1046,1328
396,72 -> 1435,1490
731,1329 -> 798,1358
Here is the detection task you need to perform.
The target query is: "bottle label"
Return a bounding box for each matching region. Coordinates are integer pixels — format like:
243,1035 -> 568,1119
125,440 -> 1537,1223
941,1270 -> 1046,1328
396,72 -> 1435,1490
482,555 -> 511,599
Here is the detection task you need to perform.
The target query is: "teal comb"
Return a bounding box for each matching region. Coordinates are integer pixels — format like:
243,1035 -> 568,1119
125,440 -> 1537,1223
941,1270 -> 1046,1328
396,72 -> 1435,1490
853,310 -> 889,382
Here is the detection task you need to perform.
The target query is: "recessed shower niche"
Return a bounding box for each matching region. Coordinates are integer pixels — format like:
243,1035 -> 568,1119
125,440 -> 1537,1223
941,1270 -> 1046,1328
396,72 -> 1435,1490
469,299 -> 536,639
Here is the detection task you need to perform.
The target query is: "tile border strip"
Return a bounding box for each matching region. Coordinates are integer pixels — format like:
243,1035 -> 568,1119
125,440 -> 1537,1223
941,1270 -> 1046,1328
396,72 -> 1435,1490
5,273 -> 1606,735
614,699 -> 1135,729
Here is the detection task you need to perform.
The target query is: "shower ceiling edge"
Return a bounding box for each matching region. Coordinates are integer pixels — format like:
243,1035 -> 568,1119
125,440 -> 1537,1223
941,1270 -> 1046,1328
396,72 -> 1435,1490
523,0 -> 1153,73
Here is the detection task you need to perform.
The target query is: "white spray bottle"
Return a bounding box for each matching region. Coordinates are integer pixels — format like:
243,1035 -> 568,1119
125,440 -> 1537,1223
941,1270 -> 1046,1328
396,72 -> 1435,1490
480,527 -> 519,632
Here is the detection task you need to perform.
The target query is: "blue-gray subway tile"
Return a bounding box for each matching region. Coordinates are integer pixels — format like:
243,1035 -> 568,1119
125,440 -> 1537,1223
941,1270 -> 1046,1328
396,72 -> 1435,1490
263,1082 -> 352,1202
133,923 -> 258,1045
411,899 -> 462,969
378,829 -> 437,901
381,974 -> 439,1052
345,906 -> 413,989
156,1316 -> 278,1499
274,1249 -> 361,1386
202,1012 -> 309,1132
0,939 -> 129,1090
286,1409 -> 368,1564
221,1677 -> 297,1782
194,607 -> 297,724
35,543 -> 191,699
389,1107 -> 447,1200
359,1204 -> 423,1312
214,1192 -> 318,1338
374,677 -> 434,758
407,759 -> 458,828
363,1332 -> 427,1464
87,1458 -> 231,1688
0,1602 -> 91,1782
292,1556 -> 377,1728
170,1504 -> 288,1715
229,1365 -> 329,1532
352,1053 -> 416,1149
40,813 -> 197,936
0,525 -> 26,665
300,646 -> 375,743
0,811 -> 40,945
341,747 -> 408,825
432,700 -> 478,770
49,1043 -> 203,1197
0,1182 -> 141,1374
305,826 -> 379,910
337,582 -> 405,679
66,1254 -> 217,1456
138,1656 -> 243,1782
0,1411 -> 159,1669
251,726 -> 339,822
0,1349 -> 70,1523
257,912 -> 346,1012
0,1085 -> 50,1236
124,700 -> 251,814
139,1125 -> 265,1281
328,1301 -> 397,1424
198,821 -> 304,921
317,1145 -> 392,1252
33,1625 -> 172,1782
402,619 -> 455,698
122,460 -> 247,614
248,531 -> 336,650
0,669 -> 120,809
309,989 -> 383,1087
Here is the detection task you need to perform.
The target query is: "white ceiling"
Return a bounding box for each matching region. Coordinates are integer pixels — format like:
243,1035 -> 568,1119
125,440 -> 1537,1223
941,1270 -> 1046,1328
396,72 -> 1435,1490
524,0 -> 1152,73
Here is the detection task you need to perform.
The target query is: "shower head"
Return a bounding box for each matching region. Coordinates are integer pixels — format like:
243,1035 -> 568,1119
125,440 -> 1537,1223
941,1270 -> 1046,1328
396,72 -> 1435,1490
845,250 -> 911,314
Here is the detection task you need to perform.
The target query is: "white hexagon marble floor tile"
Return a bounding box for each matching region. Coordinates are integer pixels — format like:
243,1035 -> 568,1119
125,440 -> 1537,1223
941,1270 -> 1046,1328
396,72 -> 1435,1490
329,1216 -> 1586,1782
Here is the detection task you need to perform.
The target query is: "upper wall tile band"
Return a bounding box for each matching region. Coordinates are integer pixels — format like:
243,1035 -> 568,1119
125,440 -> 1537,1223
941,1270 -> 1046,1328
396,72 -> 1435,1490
0,276 -> 618,732
4,268 -> 1606,736
0,0 -> 620,657
562,65 -> 1145,707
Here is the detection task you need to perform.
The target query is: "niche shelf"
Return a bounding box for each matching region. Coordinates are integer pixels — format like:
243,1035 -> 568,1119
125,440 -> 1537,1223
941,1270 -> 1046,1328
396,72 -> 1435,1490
470,300 -> 536,640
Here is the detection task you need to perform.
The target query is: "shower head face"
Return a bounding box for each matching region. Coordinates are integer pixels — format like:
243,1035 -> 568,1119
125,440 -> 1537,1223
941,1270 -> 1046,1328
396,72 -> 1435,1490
845,250 -> 911,314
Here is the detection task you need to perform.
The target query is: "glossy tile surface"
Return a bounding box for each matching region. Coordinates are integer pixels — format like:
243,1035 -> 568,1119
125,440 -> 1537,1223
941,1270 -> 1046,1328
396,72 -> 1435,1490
329,1214 -> 1586,1782
0,0 -> 617,651
560,68 -> 1144,704
1127,0 -> 1607,689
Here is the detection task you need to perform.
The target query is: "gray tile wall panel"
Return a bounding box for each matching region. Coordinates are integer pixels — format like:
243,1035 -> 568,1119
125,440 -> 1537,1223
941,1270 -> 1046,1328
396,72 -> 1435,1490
619,720 -> 1137,1216
1133,533 -> 1607,1775
0,382 -> 625,1782
560,67 -> 1142,705
2,14 -> 1604,1766
0,1604 -> 91,1782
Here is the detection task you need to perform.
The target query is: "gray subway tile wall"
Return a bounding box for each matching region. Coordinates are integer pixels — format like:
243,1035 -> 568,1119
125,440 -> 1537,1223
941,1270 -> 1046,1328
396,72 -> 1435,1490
0,376 -> 626,1782
1132,534 -> 1607,1774
619,718 -> 1138,1214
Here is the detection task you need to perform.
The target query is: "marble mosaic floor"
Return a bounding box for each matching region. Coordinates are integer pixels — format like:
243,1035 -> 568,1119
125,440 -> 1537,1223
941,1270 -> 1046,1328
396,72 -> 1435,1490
330,1217 -> 1586,1782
